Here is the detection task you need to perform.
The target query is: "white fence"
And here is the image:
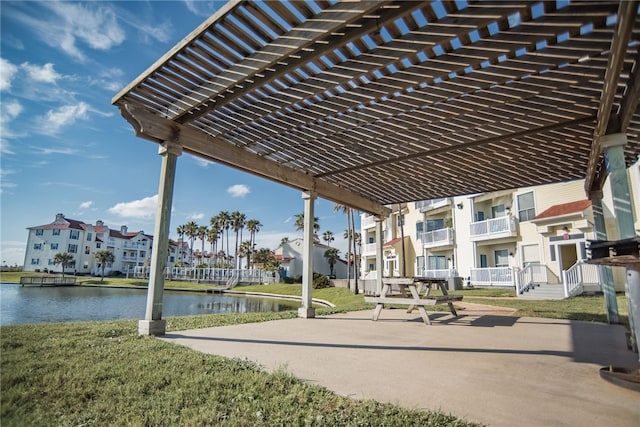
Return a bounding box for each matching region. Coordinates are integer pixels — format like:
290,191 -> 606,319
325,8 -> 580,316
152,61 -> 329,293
130,267 -> 278,285
418,228 -> 454,246
563,261 -> 601,297
470,267 -> 513,287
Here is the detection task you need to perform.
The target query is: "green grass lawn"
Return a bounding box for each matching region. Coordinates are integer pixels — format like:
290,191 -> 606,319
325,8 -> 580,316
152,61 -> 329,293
1,274 -> 631,426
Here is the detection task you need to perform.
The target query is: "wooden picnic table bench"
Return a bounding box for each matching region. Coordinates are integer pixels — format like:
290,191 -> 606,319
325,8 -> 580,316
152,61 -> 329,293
363,277 -> 462,325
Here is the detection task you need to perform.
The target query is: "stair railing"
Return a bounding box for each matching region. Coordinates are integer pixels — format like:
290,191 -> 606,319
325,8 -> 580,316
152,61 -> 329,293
517,264 -> 559,296
562,260 -> 600,298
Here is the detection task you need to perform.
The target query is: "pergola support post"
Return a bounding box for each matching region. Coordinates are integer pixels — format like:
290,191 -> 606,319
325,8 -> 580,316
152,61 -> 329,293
139,140 -> 182,336
601,133 -> 638,354
298,191 -> 316,319
591,191 -> 619,324
375,218 -> 384,295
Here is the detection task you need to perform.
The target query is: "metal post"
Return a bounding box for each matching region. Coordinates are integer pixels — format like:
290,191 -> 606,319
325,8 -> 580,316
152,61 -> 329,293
375,218 -> 384,295
602,133 -> 638,354
139,140 -> 182,336
298,191 -> 315,318
592,192 -> 619,323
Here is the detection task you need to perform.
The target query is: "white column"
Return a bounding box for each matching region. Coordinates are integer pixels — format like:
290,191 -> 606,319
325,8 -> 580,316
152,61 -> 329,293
298,191 -> 316,318
139,140 -> 182,336
591,191 -> 619,323
602,133 -> 638,355
375,218 -> 384,295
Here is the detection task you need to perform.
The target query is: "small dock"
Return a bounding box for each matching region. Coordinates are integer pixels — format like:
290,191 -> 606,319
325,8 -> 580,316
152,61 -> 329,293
20,276 -> 77,286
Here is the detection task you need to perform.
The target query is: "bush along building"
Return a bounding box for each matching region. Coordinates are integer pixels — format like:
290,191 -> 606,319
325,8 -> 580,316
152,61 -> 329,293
23,213 -> 188,276
360,171 -> 640,299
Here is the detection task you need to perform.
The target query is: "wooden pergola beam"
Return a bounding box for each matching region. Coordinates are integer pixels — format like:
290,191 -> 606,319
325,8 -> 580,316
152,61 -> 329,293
117,102 -> 391,217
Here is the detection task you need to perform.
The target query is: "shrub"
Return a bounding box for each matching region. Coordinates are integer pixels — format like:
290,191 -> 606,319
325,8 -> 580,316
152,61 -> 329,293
312,272 -> 331,289
283,276 -> 296,284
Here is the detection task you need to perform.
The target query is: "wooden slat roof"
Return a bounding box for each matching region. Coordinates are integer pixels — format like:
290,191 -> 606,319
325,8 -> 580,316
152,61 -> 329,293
113,0 -> 640,217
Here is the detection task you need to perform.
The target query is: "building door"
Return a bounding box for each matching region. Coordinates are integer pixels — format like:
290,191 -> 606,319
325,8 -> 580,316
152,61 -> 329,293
559,244 -> 578,272
479,254 -> 488,268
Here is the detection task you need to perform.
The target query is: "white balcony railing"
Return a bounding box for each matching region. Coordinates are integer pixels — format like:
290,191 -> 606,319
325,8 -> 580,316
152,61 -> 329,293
418,228 -> 454,248
362,215 -> 376,229
470,216 -> 517,240
415,198 -> 449,211
470,267 -> 514,287
362,243 -> 377,255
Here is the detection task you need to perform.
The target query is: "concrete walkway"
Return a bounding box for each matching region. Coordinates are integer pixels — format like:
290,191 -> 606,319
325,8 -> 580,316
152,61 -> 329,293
161,305 -> 639,427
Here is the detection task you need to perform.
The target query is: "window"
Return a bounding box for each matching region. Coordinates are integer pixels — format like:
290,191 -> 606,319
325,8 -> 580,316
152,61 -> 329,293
84,246 -> 90,255
416,256 -> 425,274
96,242 -> 101,249
140,251 -> 145,258
517,192 -> 536,222
494,249 -> 509,267
33,243 -> 42,250
50,243 -> 58,250
31,258 -> 40,265
427,255 -> 446,270
70,230 -> 80,240
491,204 -> 505,218
416,221 -> 423,239
87,233 -> 92,241
53,229 -> 60,236
48,259 -> 54,265
68,244 -> 78,254
35,229 -> 44,236
426,219 -> 445,231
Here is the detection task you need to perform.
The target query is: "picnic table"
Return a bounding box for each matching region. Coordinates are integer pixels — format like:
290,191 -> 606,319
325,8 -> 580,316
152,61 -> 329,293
364,277 -> 463,325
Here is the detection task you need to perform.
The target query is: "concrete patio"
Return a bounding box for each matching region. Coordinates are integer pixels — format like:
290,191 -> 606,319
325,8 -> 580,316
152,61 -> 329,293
161,305 -> 639,427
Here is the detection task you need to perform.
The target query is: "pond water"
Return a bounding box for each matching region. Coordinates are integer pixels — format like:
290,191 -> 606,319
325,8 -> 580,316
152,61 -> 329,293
0,284 -> 300,326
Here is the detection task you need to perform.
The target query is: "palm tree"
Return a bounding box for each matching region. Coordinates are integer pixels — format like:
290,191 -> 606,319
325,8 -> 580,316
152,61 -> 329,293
245,219 -> 262,268
231,211 -> 246,268
196,225 -> 208,267
95,250 -> 115,282
206,225 -> 219,267
215,211 -> 231,267
335,203 -> 358,293
324,247 -> 340,278
53,252 -> 74,277
176,224 -> 186,265
294,212 -> 319,241
238,240 -> 252,269
184,221 -> 198,266
322,230 -> 335,248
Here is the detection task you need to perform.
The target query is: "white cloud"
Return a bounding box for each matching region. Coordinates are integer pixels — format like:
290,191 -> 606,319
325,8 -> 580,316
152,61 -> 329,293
183,0 -> 225,18
194,157 -> 214,168
227,184 -> 250,198
0,58 -> 18,91
21,62 -> 61,83
32,146 -> 78,156
187,212 -> 205,220
108,195 -> 158,219
0,140 -> 14,155
79,201 -> 93,209
38,102 -> 89,135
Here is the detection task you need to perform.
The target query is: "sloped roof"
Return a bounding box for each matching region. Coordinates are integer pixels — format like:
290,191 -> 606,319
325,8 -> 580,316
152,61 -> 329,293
113,1 -> 640,217
28,216 -> 85,231
534,199 -> 592,220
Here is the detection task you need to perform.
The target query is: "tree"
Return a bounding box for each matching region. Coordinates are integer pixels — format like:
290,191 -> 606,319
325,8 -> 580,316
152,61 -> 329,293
280,236 -> 289,246
176,224 -> 186,264
215,211 -> 231,267
238,240 -> 252,269
322,230 -> 335,248
335,203 -> 359,294
53,252 -> 74,277
231,211 -> 246,268
294,212 -> 319,241
324,247 -> 340,277
95,250 -> 115,282
206,225 -> 220,267
184,221 -> 198,266
196,225 -> 208,265
246,219 -> 262,267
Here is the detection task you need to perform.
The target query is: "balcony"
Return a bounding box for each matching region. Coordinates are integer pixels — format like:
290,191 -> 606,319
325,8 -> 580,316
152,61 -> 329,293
415,198 -> 450,212
419,268 -> 458,280
469,216 -> 518,242
362,243 -> 377,255
123,241 -> 147,249
418,228 -> 454,248
361,215 -> 377,229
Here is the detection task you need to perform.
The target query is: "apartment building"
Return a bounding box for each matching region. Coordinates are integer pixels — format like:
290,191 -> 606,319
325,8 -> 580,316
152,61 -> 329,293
274,238 -> 348,279
23,214 -> 186,275
361,174 -> 639,295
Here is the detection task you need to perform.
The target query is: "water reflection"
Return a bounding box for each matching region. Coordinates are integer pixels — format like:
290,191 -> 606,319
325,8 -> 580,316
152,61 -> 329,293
0,284 -> 300,325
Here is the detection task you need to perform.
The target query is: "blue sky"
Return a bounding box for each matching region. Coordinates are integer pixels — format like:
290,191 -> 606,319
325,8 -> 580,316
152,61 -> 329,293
0,1 -> 354,267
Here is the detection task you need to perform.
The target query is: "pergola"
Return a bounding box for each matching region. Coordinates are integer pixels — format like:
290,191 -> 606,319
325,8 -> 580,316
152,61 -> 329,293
112,1 -> 640,338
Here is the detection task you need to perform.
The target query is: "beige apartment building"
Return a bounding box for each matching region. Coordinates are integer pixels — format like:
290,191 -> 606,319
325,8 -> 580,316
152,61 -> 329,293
360,163 -> 639,299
